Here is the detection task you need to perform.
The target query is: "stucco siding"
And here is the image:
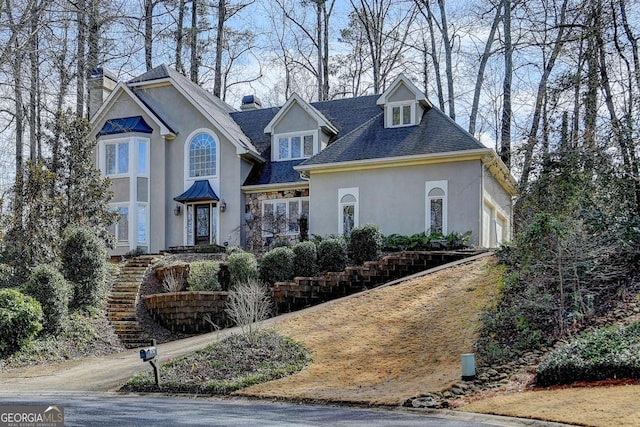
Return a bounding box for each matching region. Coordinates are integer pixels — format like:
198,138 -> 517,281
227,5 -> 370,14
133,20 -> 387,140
273,103 -> 318,134
308,160 -> 483,245
388,83 -> 414,102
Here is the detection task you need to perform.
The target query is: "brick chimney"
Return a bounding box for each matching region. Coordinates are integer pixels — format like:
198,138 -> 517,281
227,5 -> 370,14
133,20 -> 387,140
87,68 -> 117,119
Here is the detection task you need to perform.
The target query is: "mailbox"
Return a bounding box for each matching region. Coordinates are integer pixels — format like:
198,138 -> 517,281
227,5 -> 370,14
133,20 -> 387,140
140,346 -> 157,362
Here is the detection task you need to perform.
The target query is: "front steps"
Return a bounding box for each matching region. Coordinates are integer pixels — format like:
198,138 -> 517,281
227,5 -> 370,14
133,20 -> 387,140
107,255 -> 157,349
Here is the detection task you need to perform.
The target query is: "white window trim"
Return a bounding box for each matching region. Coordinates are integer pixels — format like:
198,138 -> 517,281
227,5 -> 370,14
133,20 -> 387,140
387,101 -> 416,128
100,137 -> 131,178
183,202 -> 220,246
183,128 -> 220,181
137,202 -> 149,246
261,197 -> 310,237
272,130 -> 318,162
110,202 -> 131,247
425,180 -> 448,235
338,188 -> 359,236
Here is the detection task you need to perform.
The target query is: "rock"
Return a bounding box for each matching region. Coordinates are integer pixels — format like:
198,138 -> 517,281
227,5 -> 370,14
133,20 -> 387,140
443,391 -> 453,399
411,396 -> 440,409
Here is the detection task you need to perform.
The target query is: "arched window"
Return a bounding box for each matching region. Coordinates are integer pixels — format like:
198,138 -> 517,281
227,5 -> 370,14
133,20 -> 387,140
189,133 -> 217,178
426,181 -> 447,235
338,188 -> 359,236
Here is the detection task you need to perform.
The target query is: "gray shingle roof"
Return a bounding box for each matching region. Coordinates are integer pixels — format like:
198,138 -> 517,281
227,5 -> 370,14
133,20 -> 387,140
129,65 -> 259,156
129,65 -> 487,186
300,106 -> 485,166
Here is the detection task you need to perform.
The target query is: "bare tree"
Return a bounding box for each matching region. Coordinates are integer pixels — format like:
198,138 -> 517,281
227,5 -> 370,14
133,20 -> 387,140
225,279 -> 273,344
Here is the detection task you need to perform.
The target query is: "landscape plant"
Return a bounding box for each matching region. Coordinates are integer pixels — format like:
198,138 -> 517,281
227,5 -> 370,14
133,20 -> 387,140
317,237 -> 348,273
60,227 -> 107,310
225,279 -> 273,345
537,322 -> 640,386
260,246 -> 295,283
348,223 -> 383,265
0,288 -> 43,355
292,241 -> 317,277
23,265 -> 71,334
186,261 -> 220,291
227,251 -> 259,285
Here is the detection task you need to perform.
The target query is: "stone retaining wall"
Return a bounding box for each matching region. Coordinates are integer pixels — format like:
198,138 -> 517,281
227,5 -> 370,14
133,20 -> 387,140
144,291 -> 230,333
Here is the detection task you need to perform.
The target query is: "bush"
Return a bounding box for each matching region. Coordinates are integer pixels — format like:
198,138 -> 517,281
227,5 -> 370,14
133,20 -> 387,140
61,227 -> 107,310
0,264 -> 16,288
225,280 -> 273,344
537,323 -> 640,386
0,288 -> 43,355
260,247 -> 295,284
122,247 -> 146,259
186,261 -> 220,291
23,265 -> 71,334
317,238 -> 348,273
348,223 -> 383,265
227,252 -> 259,285
226,246 -> 245,255
292,241 -> 317,277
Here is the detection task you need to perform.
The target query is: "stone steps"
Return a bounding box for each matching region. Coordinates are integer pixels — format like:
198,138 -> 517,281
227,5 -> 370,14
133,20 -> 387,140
106,255 -> 159,349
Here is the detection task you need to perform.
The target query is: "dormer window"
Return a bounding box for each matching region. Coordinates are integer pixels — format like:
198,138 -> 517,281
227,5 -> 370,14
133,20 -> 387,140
389,102 -> 415,127
276,131 -> 316,161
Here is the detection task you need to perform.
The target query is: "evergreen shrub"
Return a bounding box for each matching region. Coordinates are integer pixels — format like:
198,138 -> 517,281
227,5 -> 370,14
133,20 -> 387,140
348,223 -> 383,265
61,227 -> 107,310
227,252 -> 259,285
24,265 -> 71,334
0,288 -> 43,355
292,241 -> 317,277
186,261 -> 221,291
260,247 -> 295,284
317,238 -> 348,273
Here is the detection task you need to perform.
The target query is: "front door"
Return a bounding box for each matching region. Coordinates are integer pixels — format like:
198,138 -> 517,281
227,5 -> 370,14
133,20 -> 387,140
195,204 -> 211,245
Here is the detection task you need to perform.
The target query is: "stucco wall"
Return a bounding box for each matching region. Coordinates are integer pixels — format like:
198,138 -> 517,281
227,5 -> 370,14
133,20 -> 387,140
308,160 -> 483,245
273,102 -> 318,134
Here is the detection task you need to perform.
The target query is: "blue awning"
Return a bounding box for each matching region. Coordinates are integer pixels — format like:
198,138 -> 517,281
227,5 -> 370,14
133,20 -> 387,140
98,116 -> 153,136
174,180 -> 220,203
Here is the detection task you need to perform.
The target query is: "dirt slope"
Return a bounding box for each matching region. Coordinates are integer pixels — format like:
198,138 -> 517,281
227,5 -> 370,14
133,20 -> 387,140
237,255 -> 502,405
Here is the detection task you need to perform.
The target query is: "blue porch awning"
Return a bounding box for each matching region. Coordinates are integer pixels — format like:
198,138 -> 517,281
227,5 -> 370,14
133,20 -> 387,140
98,116 -> 153,136
174,180 -> 220,204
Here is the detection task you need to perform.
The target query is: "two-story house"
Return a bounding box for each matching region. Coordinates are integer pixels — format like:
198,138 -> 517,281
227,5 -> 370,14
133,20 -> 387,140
89,65 -> 516,256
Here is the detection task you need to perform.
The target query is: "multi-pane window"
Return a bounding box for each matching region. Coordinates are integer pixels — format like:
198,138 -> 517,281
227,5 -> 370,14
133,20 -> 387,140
105,141 -> 129,175
262,197 -> 309,236
189,133 -> 217,178
276,133 -> 314,160
138,140 -> 148,175
338,188 -> 359,236
426,181 -> 447,235
111,206 -> 128,243
137,204 -> 147,244
390,103 -> 414,127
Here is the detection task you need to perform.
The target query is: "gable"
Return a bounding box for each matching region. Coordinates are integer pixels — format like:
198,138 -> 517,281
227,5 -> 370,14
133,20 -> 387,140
89,83 -> 176,140
272,102 -> 319,135
387,82 -> 416,103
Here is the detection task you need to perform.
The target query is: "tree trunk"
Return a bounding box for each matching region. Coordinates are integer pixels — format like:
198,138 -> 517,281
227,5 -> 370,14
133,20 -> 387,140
316,0 -> 323,101
76,0 -> 86,116
13,47 -> 24,221
190,0 -> 199,83
499,0 -> 512,168
175,0 -> 185,74
29,6 -> 39,162
469,4 -> 501,136
145,0 -> 153,71
437,0 -> 455,119
518,0 -> 568,192
213,0 -> 225,98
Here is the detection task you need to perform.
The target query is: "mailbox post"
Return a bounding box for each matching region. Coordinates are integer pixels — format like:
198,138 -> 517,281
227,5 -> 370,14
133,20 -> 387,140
140,339 -> 160,387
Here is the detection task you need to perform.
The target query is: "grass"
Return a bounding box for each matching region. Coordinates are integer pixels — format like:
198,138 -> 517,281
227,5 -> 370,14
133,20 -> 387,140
237,256 -> 502,405
121,329 -> 311,394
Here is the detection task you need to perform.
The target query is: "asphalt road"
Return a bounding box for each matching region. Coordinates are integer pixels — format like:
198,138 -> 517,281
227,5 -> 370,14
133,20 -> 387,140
0,393 -> 523,427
